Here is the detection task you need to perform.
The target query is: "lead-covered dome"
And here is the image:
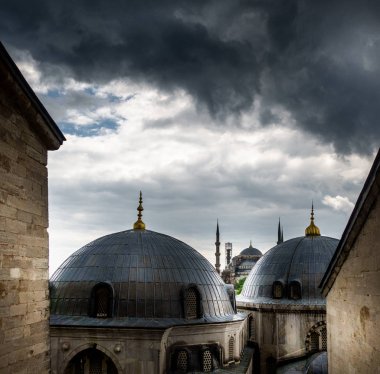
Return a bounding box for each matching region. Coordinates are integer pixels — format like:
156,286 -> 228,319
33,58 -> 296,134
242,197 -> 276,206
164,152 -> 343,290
239,243 -> 262,256
50,229 -> 238,327
238,235 -> 338,306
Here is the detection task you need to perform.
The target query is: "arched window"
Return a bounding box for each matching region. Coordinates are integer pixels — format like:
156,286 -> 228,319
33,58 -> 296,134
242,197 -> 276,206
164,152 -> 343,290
306,321 -> 327,353
176,350 -> 189,372
228,336 -> 235,362
64,348 -> 118,374
184,287 -> 201,320
289,281 -> 302,300
272,281 -> 284,299
201,349 -> 213,372
89,283 -> 113,318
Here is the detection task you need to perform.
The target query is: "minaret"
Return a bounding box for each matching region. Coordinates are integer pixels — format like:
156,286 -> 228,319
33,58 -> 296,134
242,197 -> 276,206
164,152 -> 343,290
225,242 -> 232,266
281,226 -> 284,243
215,220 -> 221,274
277,218 -> 284,244
305,202 -> 321,236
133,191 -> 146,230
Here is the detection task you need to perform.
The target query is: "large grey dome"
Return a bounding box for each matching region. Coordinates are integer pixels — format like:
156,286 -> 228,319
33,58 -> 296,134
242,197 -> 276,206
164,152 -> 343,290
50,229 -> 239,327
238,236 -> 338,306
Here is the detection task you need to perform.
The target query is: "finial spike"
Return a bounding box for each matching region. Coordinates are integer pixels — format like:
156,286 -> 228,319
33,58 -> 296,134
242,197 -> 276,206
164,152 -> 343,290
277,217 -> 283,244
215,219 -> 221,274
305,202 -> 320,236
250,240 -> 252,247
133,191 -> 146,230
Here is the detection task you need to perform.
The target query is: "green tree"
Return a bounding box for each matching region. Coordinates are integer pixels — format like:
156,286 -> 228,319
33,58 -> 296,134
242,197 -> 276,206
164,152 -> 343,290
234,277 -> 246,295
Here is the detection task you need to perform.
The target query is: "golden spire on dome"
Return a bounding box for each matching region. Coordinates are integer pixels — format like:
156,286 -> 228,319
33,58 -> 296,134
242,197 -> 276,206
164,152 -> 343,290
133,191 -> 146,230
305,202 -> 321,236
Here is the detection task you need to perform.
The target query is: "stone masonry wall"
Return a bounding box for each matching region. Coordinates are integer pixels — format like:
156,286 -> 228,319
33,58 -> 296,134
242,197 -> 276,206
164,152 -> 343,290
327,195 -> 380,373
0,75 -> 50,373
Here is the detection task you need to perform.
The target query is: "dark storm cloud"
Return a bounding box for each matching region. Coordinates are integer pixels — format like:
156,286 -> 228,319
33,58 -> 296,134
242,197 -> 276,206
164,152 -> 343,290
1,0 -> 379,153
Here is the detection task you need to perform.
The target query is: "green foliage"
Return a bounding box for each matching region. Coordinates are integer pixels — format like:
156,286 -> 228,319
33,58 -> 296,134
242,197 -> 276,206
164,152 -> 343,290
234,277 -> 246,295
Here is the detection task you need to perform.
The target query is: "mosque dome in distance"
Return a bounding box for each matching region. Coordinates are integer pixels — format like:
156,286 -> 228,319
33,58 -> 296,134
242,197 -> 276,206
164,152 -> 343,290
239,242 -> 262,256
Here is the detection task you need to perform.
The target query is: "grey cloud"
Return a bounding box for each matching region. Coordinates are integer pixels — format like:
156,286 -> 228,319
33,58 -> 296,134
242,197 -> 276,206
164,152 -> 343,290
1,0 -> 379,153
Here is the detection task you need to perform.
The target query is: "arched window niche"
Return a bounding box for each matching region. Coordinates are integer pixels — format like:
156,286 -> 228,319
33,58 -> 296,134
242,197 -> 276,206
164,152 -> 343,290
248,315 -> 255,340
201,348 -> 213,372
272,280 -> 284,299
176,349 -> 190,372
289,280 -> 302,300
182,285 -> 202,320
89,282 -> 114,318
228,336 -> 235,362
305,321 -> 327,353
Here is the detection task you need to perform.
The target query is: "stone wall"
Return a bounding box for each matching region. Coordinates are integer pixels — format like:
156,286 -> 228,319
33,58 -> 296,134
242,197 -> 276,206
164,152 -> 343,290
244,308 -> 326,373
51,319 -> 250,374
0,73 -> 50,373
327,195 -> 380,373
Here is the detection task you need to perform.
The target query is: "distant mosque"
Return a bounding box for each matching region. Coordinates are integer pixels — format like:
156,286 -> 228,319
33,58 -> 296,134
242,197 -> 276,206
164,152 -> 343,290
218,220 -> 284,285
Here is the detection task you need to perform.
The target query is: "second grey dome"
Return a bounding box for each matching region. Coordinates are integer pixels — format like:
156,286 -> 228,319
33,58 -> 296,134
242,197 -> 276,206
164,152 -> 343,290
239,236 -> 338,305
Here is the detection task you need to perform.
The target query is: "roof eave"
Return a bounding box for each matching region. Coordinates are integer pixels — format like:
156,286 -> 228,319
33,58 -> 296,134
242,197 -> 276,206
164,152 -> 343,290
0,41 -> 65,150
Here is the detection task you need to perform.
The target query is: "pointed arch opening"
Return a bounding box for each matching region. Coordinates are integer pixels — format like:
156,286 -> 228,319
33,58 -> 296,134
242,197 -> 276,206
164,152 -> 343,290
64,348 -> 118,374
182,285 -> 202,320
305,321 -> 327,353
228,336 -> 235,362
272,281 -> 284,299
289,280 -> 302,300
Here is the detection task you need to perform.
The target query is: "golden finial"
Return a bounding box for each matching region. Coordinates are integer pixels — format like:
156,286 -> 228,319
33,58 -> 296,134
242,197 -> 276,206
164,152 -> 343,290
133,191 -> 146,230
305,202 -> 320,236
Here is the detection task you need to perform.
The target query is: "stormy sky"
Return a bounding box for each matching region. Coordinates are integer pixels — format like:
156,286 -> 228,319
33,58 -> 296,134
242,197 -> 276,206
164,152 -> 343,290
1,0 -> 379,273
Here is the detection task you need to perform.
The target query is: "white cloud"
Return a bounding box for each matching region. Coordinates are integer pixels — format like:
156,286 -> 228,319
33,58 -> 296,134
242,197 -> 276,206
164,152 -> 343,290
322,195 -> 355,213
12,54 -> 373,275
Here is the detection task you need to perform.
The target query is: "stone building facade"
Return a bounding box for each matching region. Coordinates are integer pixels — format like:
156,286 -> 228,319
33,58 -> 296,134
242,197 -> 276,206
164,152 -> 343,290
321,148 -> 380,373
0,42 -> 64,373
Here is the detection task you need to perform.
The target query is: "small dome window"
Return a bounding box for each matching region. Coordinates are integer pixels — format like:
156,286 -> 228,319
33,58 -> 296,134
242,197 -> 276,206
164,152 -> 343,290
183,286 -> 201,320
289,281 -> 302,300
89,283 -> 114,318
272,281 -> 284,299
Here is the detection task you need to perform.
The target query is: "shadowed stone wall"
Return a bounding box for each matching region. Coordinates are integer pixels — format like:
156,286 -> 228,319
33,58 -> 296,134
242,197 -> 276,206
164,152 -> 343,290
0,61 -> 51,373
326,195 -> 380,373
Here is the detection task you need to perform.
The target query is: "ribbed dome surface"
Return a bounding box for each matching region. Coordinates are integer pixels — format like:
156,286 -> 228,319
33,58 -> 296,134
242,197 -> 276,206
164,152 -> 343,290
239,236 -> 338,305
50,230 -> 236,325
